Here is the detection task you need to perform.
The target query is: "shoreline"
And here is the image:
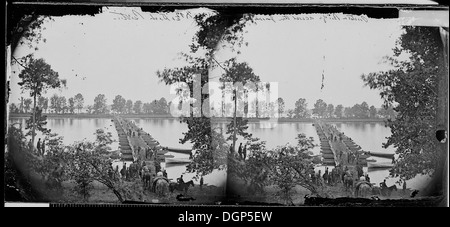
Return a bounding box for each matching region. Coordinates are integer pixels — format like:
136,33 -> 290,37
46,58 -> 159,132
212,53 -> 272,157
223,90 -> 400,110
8,113 -> 388,123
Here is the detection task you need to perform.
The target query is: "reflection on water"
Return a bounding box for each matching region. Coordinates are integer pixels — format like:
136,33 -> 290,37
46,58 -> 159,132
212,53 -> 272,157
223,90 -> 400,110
8,118 -> 431,190
9,118 -> 118,151
333,122 -> 431,190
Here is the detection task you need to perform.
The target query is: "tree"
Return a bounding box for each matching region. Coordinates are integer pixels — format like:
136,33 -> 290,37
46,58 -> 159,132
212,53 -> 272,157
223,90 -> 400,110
268,134 -> 317,204
294,98 -> 309,118
23,98 -> 32,113
74,93 -> 84,113
361,27 -> 446,194
286,109 -> 295,118
378,105 -> 397,119
125,100 -> 133,114
16,54 -> 66,148
219,58 -> 260,153
59,96 -> 67,114
38,96 -> 48,113
334,104 -> 344,118
369,105 -> 377,118
157,12 -> 254,179
93,94 -> 107,114
276,97 -> 285,117
133,100 -> 142,114
68,97 -> 75,114
18,97 -> 25,113
312,99 -> 327,118
50,94 -> 59,113
157,97 -> 169,114
228,133 -> 318,204
360,101 -> 370,118
9,103 -> 20,114
344,106 -> 353,118
326,104 -> 334,118
25,107 -> 50,137
111,95 -> 126,114
86,105 -> 93,114
142,102 -> 152,114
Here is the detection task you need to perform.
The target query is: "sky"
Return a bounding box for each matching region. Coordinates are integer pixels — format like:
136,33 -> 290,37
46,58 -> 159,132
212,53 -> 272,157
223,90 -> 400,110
9,7 -> 404,111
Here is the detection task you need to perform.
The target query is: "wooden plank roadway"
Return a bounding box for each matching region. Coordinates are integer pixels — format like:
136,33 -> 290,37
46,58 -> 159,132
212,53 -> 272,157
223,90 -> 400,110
314,120 -> 369,179
113,116 -> 167,163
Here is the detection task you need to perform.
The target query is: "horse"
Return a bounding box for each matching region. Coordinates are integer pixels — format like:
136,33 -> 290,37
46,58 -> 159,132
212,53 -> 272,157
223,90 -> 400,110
143,172 -> 152,190
169,180 -> 195,194
322,172 -> 329,185
355,182 -> 372,198
372,186 -> 382,196
154,178 -> 169,197
383,185 -> 397,196
343,173 -> 354,192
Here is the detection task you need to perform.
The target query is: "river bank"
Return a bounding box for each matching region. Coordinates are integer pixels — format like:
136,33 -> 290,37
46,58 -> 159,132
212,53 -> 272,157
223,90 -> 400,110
8,113 -> 388,123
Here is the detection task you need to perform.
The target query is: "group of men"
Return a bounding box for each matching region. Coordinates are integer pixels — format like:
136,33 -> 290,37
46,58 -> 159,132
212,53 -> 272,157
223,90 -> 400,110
30,138 -> 46,156
237,143 -> 247,160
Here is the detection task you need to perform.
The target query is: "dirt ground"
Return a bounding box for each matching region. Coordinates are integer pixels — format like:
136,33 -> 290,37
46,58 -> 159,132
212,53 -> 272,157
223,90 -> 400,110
26,174 -> 424,206
47,179 -> 226,205
224,178 -> 421,206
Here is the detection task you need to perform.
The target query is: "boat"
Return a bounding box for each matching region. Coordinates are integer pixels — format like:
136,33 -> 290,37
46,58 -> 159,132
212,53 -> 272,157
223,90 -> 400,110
166,147 -> 192,154
321,154 -> 335,159
367,162 -> 394,169
367,151 -> 394,159
322,159 -> 335,165
321,149 -> 333,154
165,158 -> 192,164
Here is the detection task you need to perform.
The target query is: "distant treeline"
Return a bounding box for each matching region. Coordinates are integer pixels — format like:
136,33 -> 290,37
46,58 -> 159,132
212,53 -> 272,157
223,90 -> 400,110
9,94 -> 172,116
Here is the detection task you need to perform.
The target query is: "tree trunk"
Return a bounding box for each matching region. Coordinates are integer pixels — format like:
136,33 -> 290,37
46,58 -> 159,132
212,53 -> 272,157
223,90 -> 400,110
255,86 -> 259,118
31,94 -> 37,151
112,188 -> 124,203
232,89 -> 237,154
425,28 -> 448,199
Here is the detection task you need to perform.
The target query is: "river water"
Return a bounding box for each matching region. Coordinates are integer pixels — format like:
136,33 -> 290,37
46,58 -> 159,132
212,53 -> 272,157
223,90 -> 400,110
8,117 -> 431,190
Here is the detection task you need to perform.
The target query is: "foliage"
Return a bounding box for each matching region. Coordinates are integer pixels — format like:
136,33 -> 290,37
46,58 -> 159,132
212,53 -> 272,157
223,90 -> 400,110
369,105 -> 378,118
74,93 -> 84,113
276,97 -> 285,117
9,103 -> 20,114
25,107 -> 50,137
23,98 -> 32,113
68,97 -> 75,114
312,99 -> 327,118
17,55 -> 66,99
268,134 -> 317,204
361,26 -> 445,181
334,104 -> 344,118
294,98 -> 309,118
156,11 -> 254,177
183,117 -> 228,176
326,104 -> 334,118
225,117 -> 252,142
65,129 -> 128,202
228,133 -> 317,203
93,94 -> 108,114
38,96 -> 49,113
112,95 -> 127,114
125,99 -> 133,114
228,138 -> 270,194
133,100 -> 142,114
5,125 -> 45,202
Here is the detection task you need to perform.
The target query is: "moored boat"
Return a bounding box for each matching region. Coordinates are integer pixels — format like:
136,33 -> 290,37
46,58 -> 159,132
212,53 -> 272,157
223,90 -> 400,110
367,162 -> 394,169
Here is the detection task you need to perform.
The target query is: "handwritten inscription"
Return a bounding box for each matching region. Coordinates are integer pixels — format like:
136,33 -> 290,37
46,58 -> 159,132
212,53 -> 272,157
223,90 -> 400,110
109,10 -> 369,24
254,13 -> 369,23
110,9 -> 195,21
